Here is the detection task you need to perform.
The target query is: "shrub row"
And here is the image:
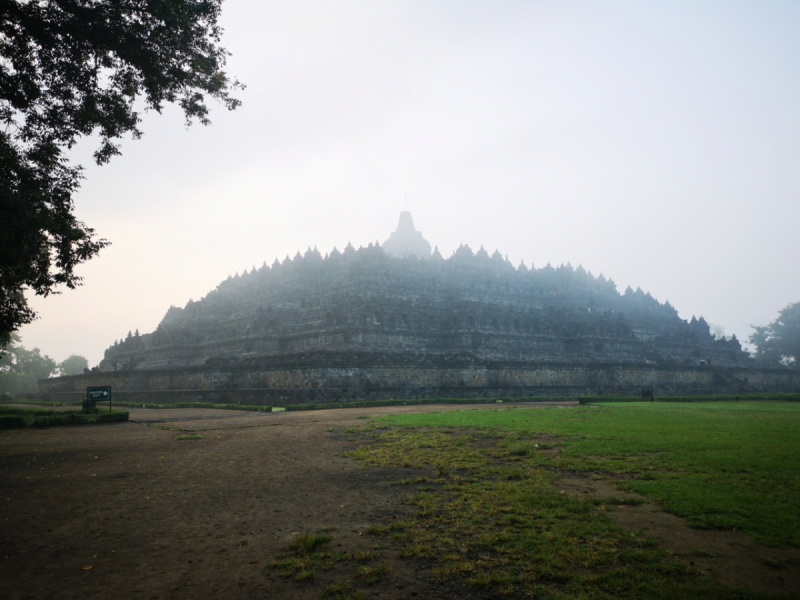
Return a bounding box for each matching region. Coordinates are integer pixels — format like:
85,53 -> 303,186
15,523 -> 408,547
0,415 -> 28,428
0,409 -> 129,428
0,399 -> 82,407
110,398 -> 503,412
5,394 -> 798,419
0,407 -> 64,417
579,393 -> 800,404
284,397 -> 516,411
110,402 -> 272,411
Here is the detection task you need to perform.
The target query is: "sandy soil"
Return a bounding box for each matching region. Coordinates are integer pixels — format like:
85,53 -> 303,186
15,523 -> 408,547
0,402 -> 796,599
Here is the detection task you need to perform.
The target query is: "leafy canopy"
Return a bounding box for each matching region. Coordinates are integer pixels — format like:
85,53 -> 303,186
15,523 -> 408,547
0,0 -> 242,345
59,353 -> 88,376
750,302 -> 800,368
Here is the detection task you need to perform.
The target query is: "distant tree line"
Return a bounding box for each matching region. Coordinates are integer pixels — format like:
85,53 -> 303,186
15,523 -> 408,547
0,335 -> 88,396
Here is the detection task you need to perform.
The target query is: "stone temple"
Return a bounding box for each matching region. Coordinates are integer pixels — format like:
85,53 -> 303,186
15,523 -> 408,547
41,213 -> 799,404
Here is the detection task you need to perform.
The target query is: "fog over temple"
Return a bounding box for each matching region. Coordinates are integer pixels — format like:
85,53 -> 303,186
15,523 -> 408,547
96,212 -> 749,372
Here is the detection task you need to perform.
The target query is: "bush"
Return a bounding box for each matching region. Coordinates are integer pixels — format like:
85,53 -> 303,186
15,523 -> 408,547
579,393 -> 800,404
96,411 -> 129,423
284,398 -> 511,412
110,401 -> 271,411
0,406 -> 129,428
0,407 -> 56,416
33,413 -> 88,426
0,415 -> 29,428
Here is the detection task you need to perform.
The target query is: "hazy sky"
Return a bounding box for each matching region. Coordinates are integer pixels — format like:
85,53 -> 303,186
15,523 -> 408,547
20,0 -> 800,366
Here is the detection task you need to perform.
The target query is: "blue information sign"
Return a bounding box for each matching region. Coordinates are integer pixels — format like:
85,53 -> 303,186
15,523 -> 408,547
86,386 -> 112,412
87,386 -> 111,401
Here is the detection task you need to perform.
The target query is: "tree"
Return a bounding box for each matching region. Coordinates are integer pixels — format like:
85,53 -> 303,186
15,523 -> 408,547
59,353 -> 88,376
750,302 -> 800,368
0,334 -> 58,395
1,0 -> 243,346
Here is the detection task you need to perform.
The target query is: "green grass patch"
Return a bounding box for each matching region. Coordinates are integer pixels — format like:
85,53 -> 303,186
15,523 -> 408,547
345,402 -> 800,597
320,581 -> 351,597
266,532 -> 389,600
0,406 -> 129,428
266,533 -> 347,581
175,434 -> 204,441
377,402 -> 800,547
353,563 -> 390,585
384,402 -> 800,547
350,550 -> 379,563
349,427 -> 709,598
266,533 -> 388,596
362,525 -> 389,536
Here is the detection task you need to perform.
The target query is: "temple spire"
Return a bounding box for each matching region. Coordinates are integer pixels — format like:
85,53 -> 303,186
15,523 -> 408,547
382,211 -> 432,259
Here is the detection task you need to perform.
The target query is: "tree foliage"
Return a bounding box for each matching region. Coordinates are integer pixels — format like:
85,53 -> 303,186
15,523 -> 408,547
0,334 -> 58,395
59,353 -> 88,375
0,0 -> 242,345
750,302 -> 800,368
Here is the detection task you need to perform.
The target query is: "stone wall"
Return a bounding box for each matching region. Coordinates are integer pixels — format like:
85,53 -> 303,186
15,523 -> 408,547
39,356 -> 800,406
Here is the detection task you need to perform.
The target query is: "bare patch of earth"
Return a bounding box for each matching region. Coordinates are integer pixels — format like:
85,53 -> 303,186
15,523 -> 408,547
556,475 -> 800,596
0,401 -> 795,599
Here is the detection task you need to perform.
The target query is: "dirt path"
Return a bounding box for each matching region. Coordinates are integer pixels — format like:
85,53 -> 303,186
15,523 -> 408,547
0,402 -> 796,599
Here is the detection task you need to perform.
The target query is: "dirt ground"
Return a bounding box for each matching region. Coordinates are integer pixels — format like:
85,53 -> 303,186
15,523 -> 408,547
0,402 -> 797,599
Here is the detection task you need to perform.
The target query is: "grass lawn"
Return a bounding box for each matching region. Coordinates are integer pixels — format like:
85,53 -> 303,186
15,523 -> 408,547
347,401 -> 799,598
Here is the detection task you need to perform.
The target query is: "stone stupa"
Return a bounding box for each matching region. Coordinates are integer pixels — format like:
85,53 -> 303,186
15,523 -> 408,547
382,211 -> 432,259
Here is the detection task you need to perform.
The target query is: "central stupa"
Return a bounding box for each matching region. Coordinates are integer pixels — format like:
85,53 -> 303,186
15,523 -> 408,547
381,211 -> 432,259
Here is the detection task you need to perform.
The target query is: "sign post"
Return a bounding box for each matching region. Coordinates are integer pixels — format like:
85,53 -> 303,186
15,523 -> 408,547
87,386 -> 112,413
